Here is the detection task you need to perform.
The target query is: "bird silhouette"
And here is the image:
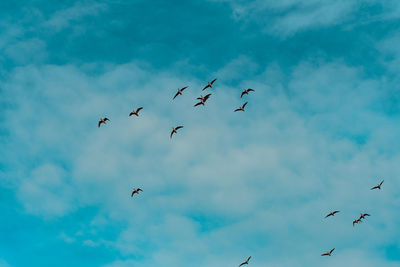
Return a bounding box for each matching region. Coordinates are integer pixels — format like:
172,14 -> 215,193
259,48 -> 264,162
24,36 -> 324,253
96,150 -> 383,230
98,117 -> 110,128
371,180 -> 384,190
202,78 -> 217,91
131,188 -> 143,197
170,126 -> 183,138
194,94 -> 211,107
234,102 -> 248,112
325,210 -> 340,218
129,107 -> 143,117
359,213 -> 370,220
353,218 -> 361,226
321,248 -> 335,256
173,86 -> 188,100
239,256 -> 251,266
240,88 -> 255,98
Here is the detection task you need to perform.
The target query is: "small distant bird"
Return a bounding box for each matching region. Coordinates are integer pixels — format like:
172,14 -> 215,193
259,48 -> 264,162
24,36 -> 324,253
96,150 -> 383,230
353,218 -> 361,226
202,78 -> 217,91
359,213 -> 370,220
129,107 -> 143,117
239,256 -> 251,266
371,180 -> 384,190
240,88 -> 255,98
170,126 -> 183,139
234,102 -> 248,112
98,117 -> 110,128
321,248 -> 335,256
131,188 -> 143,197
173,86 -> 188,100
194,93 -> 211,107
325,210 -> 340,218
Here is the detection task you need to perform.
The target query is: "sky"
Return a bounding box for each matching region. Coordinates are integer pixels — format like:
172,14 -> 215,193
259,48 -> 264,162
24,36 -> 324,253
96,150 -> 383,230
1,0 -> 400,266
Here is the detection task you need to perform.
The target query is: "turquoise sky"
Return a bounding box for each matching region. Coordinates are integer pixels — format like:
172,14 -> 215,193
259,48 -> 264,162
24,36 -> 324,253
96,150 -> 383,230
1,1 -> 400,266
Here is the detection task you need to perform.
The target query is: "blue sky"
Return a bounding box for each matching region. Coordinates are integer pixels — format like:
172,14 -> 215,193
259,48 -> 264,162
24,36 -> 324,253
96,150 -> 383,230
1,0 -> 400,266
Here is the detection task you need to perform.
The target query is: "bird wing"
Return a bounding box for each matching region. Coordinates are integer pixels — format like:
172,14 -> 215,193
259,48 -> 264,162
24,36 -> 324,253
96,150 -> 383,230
176,126 -> 183,130
131,190 -> 135,197
240,91 -> 246,98
136,107 -> 143,113
330,248 -> 335,254
234,108 -> 241,112
248,88 -> 255,92
173,92 -> 180,99
243,102 -> 248,108
98,120 -> 102,127
371,185 -> 378,190
380,180 -> 384,186
321,253 -> 328,256
194,102 -> 202,107
202,84 -> 210,90
138,188 -> 143,192
333,211 -> 340,214
104,118 -> 110,121
211,78 -> 217,84
181,86 -> 188,91
364,213 -> 370,216
247,256 -> 251,262
170,131 -> 174,138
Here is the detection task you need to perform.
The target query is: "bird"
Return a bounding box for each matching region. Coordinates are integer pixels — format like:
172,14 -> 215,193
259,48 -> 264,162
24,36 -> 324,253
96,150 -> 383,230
359,213 -> 370,220
98,117 -> 110,127
325,210 -> 340,218
234,102 -> 248,112
239,256 -> 251,266
202,78 -> 217,91
321,248 -> 335,256
129,107 -> 143,117
240,88 -> 255,98
170,126 -> 183,138
173,86 -> 188,100
194,93 -> 211,107
353,218 -> 361,226
131,188 -> 143,197
371,180 -> 384,190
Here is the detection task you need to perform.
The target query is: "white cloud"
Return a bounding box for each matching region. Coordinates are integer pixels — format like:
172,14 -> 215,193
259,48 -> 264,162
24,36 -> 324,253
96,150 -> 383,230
3,56 -> 400,265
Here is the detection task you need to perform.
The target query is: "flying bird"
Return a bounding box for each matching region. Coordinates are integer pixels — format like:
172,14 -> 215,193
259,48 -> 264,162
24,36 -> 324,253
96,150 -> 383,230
173,86 -> 188,100
170,126 -> 183,139
202,78 -> 217,91
194,93 -> 211,107
240,88 -> 255,98
129,107 -> 143,117
98,117 -> 110,128
321,248 -> 335,256
239,256 -> 251,266
325,210 -> 340,218
371,180 -> 384,190
359,213 -> 370,220
131,188 -> 143,197
353,218 -> 361,226
234,102 -> 248,112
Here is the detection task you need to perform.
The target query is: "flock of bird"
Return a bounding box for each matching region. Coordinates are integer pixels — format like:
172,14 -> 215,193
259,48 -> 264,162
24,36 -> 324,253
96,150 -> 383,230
96,78 -> 384,265
321,179 -> 384,257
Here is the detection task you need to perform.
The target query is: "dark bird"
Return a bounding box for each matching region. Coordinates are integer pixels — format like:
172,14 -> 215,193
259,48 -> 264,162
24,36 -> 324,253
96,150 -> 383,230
359,213 -> 370,220
98,117 -> 110,128
234,102 -> 248,112
321,248 -> 335,256
194,93 -> 211,107
239,256 -> 251,266
371,180 -> 384,190
353,218 -> 361,226
325,210 -> 340,218
202,78 -> 217,91
173,86 -> 188,100
129,107 -> 143,117
131,188 -> 143,197
170,126 -> 183,139
240,88 -> 255,98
